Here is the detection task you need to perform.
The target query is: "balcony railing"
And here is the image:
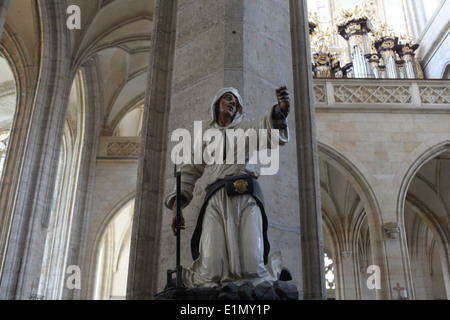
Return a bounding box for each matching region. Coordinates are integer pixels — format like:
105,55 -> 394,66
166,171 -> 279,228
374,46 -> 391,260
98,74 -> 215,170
313,79 -> 450,112
97,136 -> 140,161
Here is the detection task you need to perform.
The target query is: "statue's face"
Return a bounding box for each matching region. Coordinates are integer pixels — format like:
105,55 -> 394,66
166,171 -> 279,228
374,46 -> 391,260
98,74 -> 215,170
218,92 -> 238,120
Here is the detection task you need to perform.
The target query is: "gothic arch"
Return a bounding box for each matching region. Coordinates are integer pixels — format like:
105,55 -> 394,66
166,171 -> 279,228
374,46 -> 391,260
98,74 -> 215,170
59,59 -> 103,301
442,61 -> 450,79
0,53 -> 17,177
396,139 -> 450,299
67,2 -> 153,137
1,0 -> 87,299
318,142 -> 389,299
318,143 -> 383,237
90,192 -> 135,300
110,97 -> 145,136
320,177 -> 367,299
0,57 -> 15,173
405,195 -> 450,299
0,8 -> 40,256
395,138 -> 450,222
74,45 -> 149,136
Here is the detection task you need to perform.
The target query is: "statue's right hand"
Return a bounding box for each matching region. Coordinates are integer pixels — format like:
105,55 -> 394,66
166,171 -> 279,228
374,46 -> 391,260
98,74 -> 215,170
171,202 -> 185,236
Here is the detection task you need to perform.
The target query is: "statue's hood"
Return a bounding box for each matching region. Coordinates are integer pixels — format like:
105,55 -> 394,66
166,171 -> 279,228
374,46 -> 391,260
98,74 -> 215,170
209,87 -> 244,127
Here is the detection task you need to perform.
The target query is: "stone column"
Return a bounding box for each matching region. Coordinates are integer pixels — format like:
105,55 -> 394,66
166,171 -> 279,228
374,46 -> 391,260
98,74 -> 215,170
0,0 -> 10,37
61,61 -> 102,300
126,0 -> 178,300
130,0 -> 304,298
289,0 -> 326,300
338,251 -> 362,299
0,0 -> 72,299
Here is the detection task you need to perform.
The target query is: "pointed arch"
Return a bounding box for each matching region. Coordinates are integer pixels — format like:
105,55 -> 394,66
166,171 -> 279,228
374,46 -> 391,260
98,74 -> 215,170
91,193 -> 135,300
0,7 -> 40,275
396,139 -> 450,222
318,142 -> 389,299
397,139 -> 450,298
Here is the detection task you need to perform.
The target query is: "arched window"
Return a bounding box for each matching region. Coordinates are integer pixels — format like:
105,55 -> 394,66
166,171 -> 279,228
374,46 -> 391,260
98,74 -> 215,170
308,0 -> 333,35
316,0 -> 332,31
324,252 -> 335,290
0,56 -> 16,180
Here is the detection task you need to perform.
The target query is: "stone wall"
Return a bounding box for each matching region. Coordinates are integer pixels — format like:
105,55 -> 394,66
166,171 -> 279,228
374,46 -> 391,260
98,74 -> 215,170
314,78 -> 450,299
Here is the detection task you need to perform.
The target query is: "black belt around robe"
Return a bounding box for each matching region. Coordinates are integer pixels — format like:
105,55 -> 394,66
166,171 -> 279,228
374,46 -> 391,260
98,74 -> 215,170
190,175 -> 270,264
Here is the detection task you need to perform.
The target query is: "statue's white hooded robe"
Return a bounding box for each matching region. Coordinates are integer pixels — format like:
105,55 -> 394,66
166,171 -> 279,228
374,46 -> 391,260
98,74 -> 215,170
165,87 -> 289,287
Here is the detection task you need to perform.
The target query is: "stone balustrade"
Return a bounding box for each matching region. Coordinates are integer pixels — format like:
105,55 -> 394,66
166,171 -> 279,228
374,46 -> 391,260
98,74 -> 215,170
97,136 -> 141,160
314,79 -> 450,112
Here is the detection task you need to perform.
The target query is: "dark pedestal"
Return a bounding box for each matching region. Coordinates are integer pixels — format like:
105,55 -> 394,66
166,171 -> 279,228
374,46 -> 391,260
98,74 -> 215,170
155,280 -> 299,300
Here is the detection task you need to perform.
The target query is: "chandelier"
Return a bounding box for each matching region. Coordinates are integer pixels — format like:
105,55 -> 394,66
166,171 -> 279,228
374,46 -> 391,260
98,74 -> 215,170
309,2 -> 424,79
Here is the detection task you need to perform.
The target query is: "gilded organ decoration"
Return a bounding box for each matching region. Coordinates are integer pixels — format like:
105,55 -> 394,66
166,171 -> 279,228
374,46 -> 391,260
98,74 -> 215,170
309,2 -> 424,79
310,23 -> 342,78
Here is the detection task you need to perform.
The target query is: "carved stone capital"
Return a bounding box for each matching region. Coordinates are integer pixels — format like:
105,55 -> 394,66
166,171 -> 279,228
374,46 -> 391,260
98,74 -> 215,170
384,222 -> 401,239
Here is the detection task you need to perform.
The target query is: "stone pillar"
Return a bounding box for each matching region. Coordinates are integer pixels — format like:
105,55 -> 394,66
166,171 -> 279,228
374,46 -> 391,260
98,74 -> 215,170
129,0 -> 303,298
61,62 -> 102,301
289,0 -> 326,300
126,0 -> 178,300
338,251 -> 362,299
0,0 -> 9,37
0,1 -> 72,300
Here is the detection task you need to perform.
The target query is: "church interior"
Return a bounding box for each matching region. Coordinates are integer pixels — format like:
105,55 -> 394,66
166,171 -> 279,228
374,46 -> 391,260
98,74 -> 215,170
0,0 -> 449,300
